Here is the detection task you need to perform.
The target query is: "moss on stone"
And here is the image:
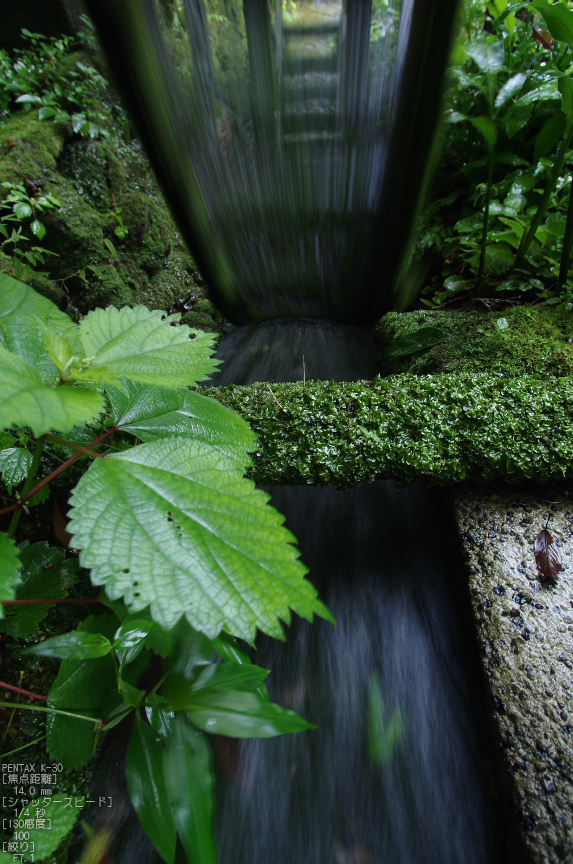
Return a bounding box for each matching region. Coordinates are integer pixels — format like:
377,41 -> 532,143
378,306 -> 573,377
0,113 -> 67,188
207,374 -> 573,489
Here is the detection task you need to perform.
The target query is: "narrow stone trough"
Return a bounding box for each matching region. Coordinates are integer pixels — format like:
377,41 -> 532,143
455,489 -> 573,864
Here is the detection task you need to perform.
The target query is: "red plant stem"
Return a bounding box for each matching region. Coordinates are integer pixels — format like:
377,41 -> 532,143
45,433 -> 109,458
0,503 -> 19,517
0,681 -> 47,702
0,428 -> 118,522
2,598 -> 101,606
21,426 -> 118,505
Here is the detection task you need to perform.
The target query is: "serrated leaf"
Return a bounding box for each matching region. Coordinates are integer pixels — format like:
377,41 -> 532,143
68,437 -> 332,640
47,614 -> 120,769
163,716 -> 217,864
107,380 -> 256,461
126,712 -> 176,864
71,306 -> 219,389
0,533 -> 21,617
0,542 -> 79,637
0,432 -> 16,448
0,272 -> 81,381
14,796 -> 80,860
13,201 -> 33,219
30,219 -> 46,239
25,630 -> 112,659
181,687 -> 315,737
0,446 -> 33,492
0,345 -> 105,436
35,317 -> 75,373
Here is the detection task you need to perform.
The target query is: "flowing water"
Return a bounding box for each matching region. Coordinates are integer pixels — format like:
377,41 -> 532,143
79,1 -> 500,861
210,322 -> 496,864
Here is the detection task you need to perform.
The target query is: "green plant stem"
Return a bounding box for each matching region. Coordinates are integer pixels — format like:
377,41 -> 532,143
478,148 -> 495,281
0,700 -> 102,726
558,172 -> 573,291
516,125 -> 573,266
0,680 -> 47,701
1,734 -> 46,759
7,437 -> 44,539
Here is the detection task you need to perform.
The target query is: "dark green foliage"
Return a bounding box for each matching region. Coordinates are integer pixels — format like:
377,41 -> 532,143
419,0 -> 573,308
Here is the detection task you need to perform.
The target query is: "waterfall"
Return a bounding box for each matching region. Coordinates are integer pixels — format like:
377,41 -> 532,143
76,2 -> 502,862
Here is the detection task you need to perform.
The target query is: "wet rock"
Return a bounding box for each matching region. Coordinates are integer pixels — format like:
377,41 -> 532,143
455,488 -> 573,864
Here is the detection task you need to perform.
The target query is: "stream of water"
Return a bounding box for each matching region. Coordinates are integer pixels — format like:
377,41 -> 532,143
78,1 -> 499,861
210,322 -> 497,864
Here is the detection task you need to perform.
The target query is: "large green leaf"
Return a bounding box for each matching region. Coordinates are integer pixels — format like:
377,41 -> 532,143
127,712 -> 177,864
0,272 -> 80,382
25,630 -> 112,659
163,716 -> 217,864
0,542 -> 79,637
0,345 -> 104,436
0,533 -> 21,617
183,687 -> 314,738
47,614 -> 120,769
71,306 -> 219,389
464,39 -> 505,76
68,437 -> 332,640
533,0 -> 573,44
107,380 -> 256,462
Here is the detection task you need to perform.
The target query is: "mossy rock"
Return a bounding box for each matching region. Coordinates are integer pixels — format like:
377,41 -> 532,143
58,139 -> 113,211
119,190 -> 173,274
208,374 -> 573,488
377,306 -> 573,377
0,113 -> 67,188
41,179 -> 105,276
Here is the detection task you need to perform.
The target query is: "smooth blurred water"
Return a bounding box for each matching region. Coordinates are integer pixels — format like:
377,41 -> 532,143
211,321 -> 496,864
84,0 -> 458,323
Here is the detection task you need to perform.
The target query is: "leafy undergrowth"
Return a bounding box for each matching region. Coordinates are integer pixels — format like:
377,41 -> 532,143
0,272 -> 332,864
417,0 -> 573,310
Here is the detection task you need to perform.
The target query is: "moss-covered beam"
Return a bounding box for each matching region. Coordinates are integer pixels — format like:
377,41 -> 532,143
207,374 -> 573,489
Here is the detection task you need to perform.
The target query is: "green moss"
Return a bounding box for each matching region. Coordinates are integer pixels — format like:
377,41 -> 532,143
377,307 -> 573,377
42,180 -> 105,277
58,140 -> 113,211
207,374 -> 573,489
0,113 -> 66,187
